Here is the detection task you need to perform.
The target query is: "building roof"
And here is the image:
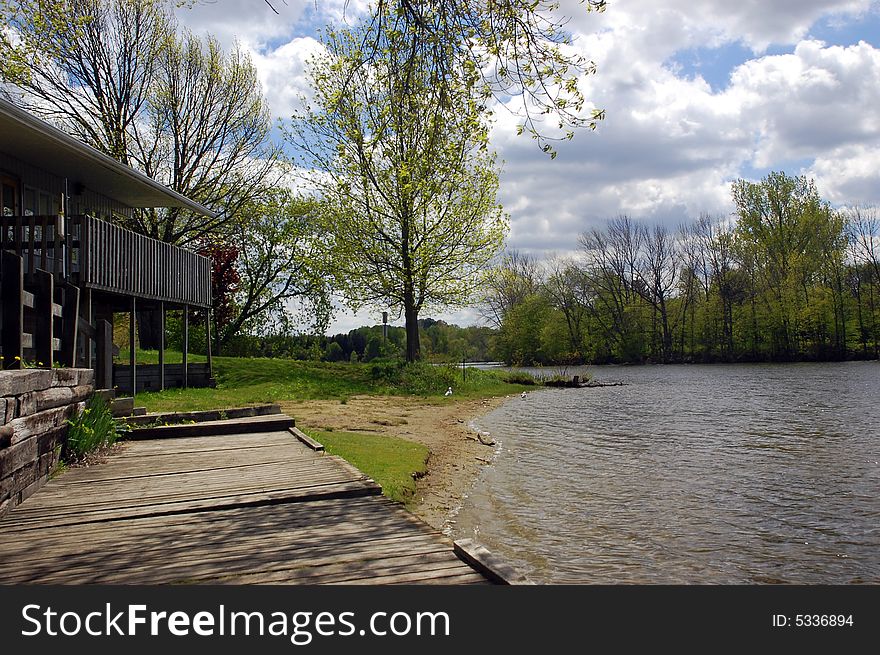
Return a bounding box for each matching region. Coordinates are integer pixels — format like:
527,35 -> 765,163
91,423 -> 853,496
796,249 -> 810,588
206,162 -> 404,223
0,97 -> 215,217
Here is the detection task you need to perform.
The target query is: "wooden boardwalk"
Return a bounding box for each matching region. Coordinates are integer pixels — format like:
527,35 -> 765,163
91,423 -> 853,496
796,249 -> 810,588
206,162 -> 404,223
0,418 -> 491,584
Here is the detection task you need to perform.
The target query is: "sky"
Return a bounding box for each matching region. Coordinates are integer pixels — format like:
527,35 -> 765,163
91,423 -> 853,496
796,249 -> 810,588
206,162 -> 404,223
176,0 -> 880,334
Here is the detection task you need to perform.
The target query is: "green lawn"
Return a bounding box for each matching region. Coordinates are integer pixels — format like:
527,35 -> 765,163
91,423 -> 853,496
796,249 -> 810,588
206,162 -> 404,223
306,429 -> 429,505
134,353 -> 535,413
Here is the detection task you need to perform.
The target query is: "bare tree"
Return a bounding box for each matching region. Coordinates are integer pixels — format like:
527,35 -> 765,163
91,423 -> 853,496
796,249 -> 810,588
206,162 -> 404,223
130,32 -> 281,245
2,0 -> 170,163
542,255 -> 591,360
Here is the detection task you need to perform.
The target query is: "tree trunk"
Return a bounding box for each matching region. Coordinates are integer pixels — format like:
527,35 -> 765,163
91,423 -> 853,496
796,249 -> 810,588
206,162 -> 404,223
404,291 -> 421,363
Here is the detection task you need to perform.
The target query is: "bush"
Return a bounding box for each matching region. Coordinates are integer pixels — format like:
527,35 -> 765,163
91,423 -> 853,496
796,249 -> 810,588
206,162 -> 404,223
65,395 -> 128,462
503,371 -> 539,385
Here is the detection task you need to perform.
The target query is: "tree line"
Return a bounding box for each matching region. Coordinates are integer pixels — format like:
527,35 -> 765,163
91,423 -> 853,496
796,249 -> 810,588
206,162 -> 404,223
487,172 -> 880,365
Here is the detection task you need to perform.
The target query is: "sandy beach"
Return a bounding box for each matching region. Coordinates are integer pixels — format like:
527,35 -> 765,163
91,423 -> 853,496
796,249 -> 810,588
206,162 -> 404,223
280,394 -> 511,532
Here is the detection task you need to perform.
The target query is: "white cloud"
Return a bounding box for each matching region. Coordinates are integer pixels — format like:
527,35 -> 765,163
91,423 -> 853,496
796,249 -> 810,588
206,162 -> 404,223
250,37 -> 326,119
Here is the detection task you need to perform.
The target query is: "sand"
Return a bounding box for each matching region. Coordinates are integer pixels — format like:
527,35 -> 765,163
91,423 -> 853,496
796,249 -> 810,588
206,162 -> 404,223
279,394 -> 511,532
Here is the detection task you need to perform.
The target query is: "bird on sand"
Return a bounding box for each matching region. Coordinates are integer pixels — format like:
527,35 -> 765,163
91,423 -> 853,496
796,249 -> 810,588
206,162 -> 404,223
521,391 -> 527,399
445,387 -> 453,396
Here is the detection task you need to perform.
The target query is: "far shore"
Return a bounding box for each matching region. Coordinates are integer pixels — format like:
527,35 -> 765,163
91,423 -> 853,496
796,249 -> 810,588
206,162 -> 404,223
280,394 -> 511,532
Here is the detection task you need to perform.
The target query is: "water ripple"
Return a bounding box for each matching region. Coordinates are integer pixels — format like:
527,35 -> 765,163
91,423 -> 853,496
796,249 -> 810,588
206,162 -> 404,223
455,362 -> 880,584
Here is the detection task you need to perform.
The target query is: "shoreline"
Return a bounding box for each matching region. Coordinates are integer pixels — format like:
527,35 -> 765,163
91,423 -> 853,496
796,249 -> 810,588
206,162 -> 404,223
280,393 -> 511,532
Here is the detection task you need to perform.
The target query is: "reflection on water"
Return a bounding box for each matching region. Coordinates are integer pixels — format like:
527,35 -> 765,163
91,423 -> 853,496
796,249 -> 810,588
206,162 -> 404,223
454,362 -> 880,584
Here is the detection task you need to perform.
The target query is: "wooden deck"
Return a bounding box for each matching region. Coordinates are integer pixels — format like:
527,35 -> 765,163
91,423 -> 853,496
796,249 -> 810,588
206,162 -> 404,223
0,418 -> 491,584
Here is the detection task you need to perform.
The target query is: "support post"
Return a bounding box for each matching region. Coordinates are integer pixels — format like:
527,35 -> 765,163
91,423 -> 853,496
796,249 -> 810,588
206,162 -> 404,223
159,301 -> 165,391
182,305 -> 189,389
205,309 -> 213,379
1,251 -> 24,369
33,269 -> 53,368
130,296 -> 137,396
95,319 -> 112,389
59,283 -> 80,368
80,287 -> 92,368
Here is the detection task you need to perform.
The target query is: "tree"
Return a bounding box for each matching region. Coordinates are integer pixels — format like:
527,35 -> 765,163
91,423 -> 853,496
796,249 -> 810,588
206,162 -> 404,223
542,256 -> 590,360
288,17 -> 507,362
196,241 -> 240,354
218,189 -> 331,348
480,250 -> 542,328
364,0 -> 607,155
733,172 -> 844,358
130,30 -> 281,246
2,0 -> 169,162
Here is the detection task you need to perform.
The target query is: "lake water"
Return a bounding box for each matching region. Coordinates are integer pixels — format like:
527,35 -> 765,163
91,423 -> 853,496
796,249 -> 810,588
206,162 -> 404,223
453,362 -> 880,584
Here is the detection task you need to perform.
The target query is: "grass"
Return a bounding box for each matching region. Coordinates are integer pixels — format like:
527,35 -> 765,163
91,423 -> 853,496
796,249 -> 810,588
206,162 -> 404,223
134,353 -> 536,413
306,429 -> 429,506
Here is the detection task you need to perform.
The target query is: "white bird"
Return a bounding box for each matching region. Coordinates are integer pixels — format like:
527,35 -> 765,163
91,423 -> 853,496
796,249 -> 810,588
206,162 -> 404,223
445,387 -> 453,397
521,391 -> 527,399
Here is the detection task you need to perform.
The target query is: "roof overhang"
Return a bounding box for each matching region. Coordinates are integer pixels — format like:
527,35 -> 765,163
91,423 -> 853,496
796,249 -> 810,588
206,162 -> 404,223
0,98 -> 215,218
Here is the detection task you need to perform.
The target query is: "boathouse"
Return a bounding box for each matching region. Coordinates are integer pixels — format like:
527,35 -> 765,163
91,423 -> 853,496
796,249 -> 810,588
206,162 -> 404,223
0,97 -> 214,395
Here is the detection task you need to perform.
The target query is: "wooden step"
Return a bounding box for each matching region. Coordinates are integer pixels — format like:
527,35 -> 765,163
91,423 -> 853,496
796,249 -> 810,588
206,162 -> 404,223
126,413 -> 295,440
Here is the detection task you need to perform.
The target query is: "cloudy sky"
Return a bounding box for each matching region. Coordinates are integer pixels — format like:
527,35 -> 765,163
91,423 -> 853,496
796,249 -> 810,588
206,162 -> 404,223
176,0 -> 880,333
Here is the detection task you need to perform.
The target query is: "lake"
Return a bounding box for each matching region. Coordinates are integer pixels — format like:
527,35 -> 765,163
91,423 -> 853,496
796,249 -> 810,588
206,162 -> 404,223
453,362 -> 880,584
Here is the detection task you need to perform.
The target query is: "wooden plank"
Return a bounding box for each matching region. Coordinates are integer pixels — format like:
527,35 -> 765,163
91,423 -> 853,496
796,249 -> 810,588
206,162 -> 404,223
290,426 -> 325,451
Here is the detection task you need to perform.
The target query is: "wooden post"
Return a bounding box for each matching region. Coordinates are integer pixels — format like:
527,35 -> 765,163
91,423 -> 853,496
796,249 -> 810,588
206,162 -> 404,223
182,305 -> 189,389
81,287 -> 92,368
95,319 -> 113,389
59,283 -> 80,368
205,309 -> 213,379
159,301 -> 165,391
130,296 -> 137,396
33,269 -> 53,368
1,251 -> 24,369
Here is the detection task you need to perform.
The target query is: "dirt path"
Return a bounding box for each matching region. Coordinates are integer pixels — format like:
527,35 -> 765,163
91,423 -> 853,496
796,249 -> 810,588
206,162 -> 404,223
279,394 -> 510,532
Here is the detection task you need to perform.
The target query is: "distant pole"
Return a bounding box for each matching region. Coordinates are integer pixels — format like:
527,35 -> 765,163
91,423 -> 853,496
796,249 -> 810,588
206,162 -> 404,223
382,311 -> 388,346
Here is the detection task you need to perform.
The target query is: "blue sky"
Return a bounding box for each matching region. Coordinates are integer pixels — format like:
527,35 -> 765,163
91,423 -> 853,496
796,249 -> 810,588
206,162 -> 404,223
177,0 -> 880,333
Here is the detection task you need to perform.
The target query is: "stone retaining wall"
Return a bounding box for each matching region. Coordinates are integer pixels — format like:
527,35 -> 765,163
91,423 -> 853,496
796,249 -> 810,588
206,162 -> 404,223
0,369 -> 94,518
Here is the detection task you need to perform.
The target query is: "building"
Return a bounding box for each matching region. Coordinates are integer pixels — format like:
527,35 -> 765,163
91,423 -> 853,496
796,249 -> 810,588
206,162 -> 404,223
0,97 -> 214,394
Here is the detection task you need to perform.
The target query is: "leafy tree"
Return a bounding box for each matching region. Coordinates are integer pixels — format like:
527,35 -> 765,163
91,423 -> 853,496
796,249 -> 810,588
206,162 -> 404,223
288,17 -> 507,362
732,172 -> 845,358
218,189 -> 331,348
363,0 -> 607,155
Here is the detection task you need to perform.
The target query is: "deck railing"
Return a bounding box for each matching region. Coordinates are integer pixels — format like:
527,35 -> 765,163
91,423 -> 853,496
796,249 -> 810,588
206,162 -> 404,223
0,214 -> 210,308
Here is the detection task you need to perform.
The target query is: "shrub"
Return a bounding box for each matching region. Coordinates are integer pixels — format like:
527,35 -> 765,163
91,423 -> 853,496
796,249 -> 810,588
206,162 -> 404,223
503,371 -> 539,385
65,395 -> 128,462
